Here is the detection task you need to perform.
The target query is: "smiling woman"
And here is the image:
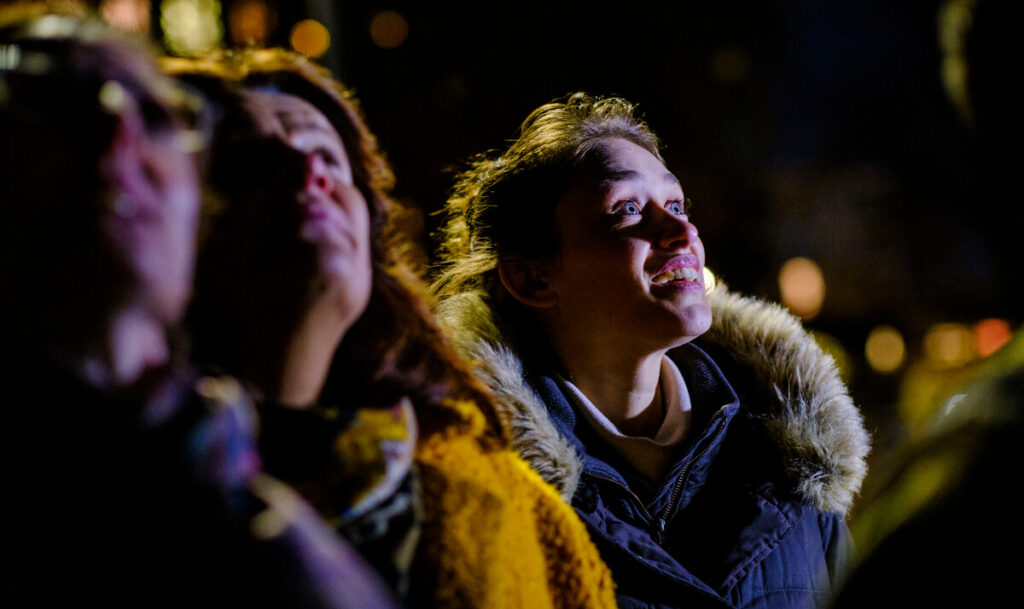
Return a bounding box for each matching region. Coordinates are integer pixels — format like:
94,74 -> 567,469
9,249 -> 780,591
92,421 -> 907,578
539,139 -> 712,368
433,92 -> 871,609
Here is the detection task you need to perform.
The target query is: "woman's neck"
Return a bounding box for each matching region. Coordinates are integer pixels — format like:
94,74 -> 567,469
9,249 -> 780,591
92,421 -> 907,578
557,337 -> 668,438
241,284 -> 354,408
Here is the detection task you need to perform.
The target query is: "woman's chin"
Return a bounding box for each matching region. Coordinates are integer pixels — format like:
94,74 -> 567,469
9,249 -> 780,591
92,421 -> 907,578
315,259 -> 372,317
669,301 -> 713,342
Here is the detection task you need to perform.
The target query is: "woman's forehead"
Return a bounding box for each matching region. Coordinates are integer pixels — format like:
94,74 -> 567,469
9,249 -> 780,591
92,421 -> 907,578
590,138 -> 671,175
240,88 -> 335,138
569,138 -> 681,197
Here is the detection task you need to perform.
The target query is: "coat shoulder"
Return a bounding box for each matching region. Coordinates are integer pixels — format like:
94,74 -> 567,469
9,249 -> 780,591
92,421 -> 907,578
699,287 -> 871,514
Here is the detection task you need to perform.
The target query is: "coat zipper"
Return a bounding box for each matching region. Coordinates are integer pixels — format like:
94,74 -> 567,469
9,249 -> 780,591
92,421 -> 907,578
652,417 -> 728,543
581,414 -> 728,545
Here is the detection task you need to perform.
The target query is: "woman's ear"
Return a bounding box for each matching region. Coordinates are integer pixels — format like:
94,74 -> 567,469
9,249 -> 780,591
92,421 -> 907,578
498,260 -> 557,308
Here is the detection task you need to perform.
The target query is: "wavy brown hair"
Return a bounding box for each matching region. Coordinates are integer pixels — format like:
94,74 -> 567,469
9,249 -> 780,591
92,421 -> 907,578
432,93 -> 661,362
166,49 -> 504,443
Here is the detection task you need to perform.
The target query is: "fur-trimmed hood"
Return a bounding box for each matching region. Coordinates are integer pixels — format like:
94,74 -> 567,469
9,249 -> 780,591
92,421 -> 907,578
436,285 -> 870,515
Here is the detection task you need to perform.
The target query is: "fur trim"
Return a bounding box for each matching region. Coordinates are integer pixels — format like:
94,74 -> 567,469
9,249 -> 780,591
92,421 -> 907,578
436,292 -> 583,499
702,286 -> 870,515
437,286 -> 870,514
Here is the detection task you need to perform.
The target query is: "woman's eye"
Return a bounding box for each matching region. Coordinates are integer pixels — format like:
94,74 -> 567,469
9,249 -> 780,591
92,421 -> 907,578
314,147 -> 339,165
667,197 -> 692,216
621,201 -> 641,215
668,198 -> 692,216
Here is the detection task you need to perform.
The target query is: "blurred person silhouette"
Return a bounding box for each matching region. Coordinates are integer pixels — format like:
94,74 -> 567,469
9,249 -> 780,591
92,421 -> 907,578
431,93 -> 871,608
0,6 -> 397,608
830,0 -> 1023,606
166,49 -> 617,609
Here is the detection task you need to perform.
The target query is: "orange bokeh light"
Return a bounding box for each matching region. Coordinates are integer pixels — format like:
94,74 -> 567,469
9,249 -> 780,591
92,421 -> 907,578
290,19 -> 330,58
370,10 -> 408,49
975,318 -> 1012,357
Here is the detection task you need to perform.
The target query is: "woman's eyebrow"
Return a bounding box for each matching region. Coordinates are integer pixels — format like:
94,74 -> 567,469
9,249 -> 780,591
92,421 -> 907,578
600,169 -> 642,188
275,110 -> 332,135
600,169 -> 681,189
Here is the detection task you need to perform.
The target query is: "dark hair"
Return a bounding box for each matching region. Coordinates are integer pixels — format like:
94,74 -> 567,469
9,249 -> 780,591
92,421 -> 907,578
432,92 -> 661,349
168,49 -> 504,442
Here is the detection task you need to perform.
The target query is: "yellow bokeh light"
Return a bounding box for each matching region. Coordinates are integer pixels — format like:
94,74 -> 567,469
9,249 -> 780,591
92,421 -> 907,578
160,0 -> 223,57
702,266 -> 717,292
778,257 -> 825,320
290,19 -> 330,58
923,322 -> 975,368
370,10 -> 408,49
865,325 -> 906,374
974,318 -> 1012,358
939,0 -> 974,123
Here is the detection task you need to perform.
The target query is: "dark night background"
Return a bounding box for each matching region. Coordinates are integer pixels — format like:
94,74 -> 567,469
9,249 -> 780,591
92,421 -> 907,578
8,0 -> 1022,472
323,0 -> 1019,323
322,1 -> 1022,459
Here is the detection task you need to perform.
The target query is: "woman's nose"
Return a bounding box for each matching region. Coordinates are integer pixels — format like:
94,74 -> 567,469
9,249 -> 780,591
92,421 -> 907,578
655,209 -> 698,251
304,154 -> 334,195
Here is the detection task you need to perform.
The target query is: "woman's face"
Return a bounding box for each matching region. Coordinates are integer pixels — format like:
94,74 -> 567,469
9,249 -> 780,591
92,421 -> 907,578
96,45 -> 202,323
231,89 -> 373,322
543,137 -> 712,355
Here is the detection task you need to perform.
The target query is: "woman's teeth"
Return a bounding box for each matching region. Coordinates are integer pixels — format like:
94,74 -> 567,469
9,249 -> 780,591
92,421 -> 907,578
652,267 -> 700,285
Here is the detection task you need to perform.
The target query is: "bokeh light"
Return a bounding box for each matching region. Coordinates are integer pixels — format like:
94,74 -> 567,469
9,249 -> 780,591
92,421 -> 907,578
974,318 -> 1012,357
99,0 -> 151,33
703,266 -> 717,292
228,0 -> 275,48
898,358 -> 973,435
923,322 -> 975,368
370,10 -> 408,49
160,0 -> 223,57
865,325 -> 906,374
778,257 -> 825,319
290,19 -> 330,58
0,43 -> 20,72
939,0 -> 972,122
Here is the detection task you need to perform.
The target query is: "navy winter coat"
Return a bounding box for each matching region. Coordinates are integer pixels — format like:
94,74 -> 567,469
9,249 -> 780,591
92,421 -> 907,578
438,286 -> 871,609
532,343 -> 850,608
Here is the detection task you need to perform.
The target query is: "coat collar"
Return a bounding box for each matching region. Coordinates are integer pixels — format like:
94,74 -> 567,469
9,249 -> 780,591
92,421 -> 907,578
436,285 -> 870,515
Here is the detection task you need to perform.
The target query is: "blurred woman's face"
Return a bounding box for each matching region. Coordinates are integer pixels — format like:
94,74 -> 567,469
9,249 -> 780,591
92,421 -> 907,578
543,137 -> 711,356
96,44 -> 202,324
232,89 -> 372,323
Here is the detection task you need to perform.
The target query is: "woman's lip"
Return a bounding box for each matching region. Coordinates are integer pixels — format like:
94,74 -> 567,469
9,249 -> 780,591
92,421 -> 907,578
297,201 -> 356,252
651,254 -> 700,277
302,200 -> 331,221
651,278 -> 705,291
